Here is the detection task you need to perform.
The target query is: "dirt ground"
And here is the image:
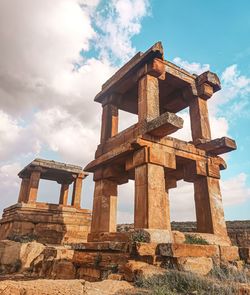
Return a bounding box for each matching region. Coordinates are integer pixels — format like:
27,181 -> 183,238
0,279 -> 135,295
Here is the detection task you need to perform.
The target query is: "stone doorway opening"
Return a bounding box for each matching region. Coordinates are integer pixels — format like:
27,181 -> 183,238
169,180 -> 196,224
37,179 -> 60,204
117,180 -> 134,225
118,110 -> 137,133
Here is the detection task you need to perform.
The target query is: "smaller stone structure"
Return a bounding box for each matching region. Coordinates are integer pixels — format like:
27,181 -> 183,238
0,159 -> 91,244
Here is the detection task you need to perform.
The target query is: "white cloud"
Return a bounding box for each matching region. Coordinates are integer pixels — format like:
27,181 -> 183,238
0,163 -> 21,213
32,107 -> 98,165
221,173 -> 250,206
0,0 -> 150,215
173,58 -> 250,118
0,110 -> 40,161
211,64 -> 250,116
169,180 -> 196,221
0,0 -> 99,115
173,57 -> 210,75
95,0 -> 150,63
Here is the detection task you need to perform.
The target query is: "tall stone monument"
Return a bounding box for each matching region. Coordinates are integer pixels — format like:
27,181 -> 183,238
85,42 -> 236,244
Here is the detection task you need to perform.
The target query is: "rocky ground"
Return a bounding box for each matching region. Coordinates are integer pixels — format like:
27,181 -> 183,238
117,220 -> 250,248
0,278 -> 134,295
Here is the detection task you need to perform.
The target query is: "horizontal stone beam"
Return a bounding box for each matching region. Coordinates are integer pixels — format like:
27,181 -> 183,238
197,137 -> 237,155
149,147 -> 176,169
164,60 -> 196,84
146,112 -> 183,137
95,42 -> 164,103
84,142 -> 134,172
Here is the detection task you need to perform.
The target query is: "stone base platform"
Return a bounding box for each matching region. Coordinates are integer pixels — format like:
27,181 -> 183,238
67,240 -> 249,281
0,239 -> 249,283
88,229 -> 231,246
0,202 -> 91,244
88,229 -> 173,243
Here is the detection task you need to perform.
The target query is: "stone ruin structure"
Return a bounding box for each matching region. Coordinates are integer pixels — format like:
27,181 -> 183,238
1,43 -> 249,284
0,159 -> 91,244
84,41 -> 237,245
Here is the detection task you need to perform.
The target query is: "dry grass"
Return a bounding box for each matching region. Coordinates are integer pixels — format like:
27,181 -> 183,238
132,266 -> 250,295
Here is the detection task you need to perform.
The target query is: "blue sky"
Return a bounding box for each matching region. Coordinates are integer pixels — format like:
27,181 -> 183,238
0,0 -> 249,222
135,0 -> 250,220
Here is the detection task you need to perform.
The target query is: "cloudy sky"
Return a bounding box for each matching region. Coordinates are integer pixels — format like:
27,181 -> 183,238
0,0 -> 249,223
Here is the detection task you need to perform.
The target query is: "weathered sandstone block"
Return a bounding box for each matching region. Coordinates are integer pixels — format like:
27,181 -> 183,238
51,260 -> 76,279
159,243 -> 219,258
176,257 -> 213,275
219,245 -> 240,262
122,260 -> 166,282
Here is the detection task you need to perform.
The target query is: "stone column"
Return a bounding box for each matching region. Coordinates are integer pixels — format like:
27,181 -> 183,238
138,74 -> 160,123
90,179 -> 117,233
18,178 -> 30,203
194,176 -> 228,237
134,163 -> 171,230
189,95 -> 228,238
27,170 -> 41,203
71,176 -> 83,208
189,96 -> 211,143
59,184 -> 69,206
100,103 -> 118,143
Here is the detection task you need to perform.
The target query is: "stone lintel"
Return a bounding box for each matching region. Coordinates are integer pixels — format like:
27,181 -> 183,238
94,166 -> 129,185
149,147 -> 176,169
95,42 -> 164,104
196,137 -> 237,155
146,111 -> 183,137
85,142 -> 134,172
2,202 -> 91,214
164,60 -> 196,85
18,158 -> 88,183
87,136 -> 214,173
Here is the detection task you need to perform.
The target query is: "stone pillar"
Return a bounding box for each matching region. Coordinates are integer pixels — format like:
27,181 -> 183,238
71,176 -> 83,208
27,170 -> 41,203
194,176 -> 228,237
138,74 -> 160,123
18,178 -> 30,203
100,103 -> 118,143
189,96 -> 211,143
134,163 -> 171,230
59,184 -> 69,206
189,95 -> 228,238
90,179 -> 117,233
